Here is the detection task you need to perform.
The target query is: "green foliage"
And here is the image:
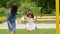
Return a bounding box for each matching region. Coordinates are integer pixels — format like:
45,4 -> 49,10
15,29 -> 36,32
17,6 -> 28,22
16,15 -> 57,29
0,7 -> 8,17
0,0 -> 56,18
35,0 -> 55,14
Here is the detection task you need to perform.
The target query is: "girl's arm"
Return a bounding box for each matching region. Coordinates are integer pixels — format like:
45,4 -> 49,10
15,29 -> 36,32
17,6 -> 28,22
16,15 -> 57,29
34,17 -> 37,23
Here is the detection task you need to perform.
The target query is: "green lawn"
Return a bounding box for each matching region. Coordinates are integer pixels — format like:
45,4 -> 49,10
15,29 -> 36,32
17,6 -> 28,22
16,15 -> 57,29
0,29 -> 56,34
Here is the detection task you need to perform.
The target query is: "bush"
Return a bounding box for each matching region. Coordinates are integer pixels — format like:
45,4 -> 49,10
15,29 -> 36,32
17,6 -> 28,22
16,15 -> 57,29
0,7 -> 9,17
0,17 -> 6,23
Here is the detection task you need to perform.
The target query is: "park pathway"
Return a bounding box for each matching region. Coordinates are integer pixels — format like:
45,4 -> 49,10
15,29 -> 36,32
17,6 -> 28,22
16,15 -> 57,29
0,21 -> 56,29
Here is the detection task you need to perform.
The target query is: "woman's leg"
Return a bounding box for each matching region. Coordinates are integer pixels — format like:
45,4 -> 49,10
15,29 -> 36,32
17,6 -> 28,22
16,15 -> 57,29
10,31 -> 15,34
32,30 -> 36,34
14,31 -> 16,34
10,32 -> 14,34
27,30 -> 30,34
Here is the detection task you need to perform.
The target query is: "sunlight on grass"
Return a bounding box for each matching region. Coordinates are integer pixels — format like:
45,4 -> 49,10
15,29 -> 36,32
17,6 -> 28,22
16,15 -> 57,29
0,29 -> 56,34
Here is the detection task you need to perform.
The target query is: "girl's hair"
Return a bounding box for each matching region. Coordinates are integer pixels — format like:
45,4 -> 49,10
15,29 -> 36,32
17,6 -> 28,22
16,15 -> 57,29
27,12 -> 34,19
11,3 -> 18,16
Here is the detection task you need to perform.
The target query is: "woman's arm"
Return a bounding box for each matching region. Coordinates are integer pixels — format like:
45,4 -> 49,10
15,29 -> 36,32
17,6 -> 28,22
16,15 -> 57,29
7,13 -> 11,23
7,13 -> 13,28
17,12 -> 24,15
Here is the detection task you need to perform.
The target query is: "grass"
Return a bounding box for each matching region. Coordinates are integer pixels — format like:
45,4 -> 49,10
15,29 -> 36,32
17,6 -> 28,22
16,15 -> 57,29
0,29 -> 56,34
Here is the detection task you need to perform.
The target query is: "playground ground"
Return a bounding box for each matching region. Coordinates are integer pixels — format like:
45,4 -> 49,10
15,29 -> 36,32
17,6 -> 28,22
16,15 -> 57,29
0,22 -> 56,34
0,22 -> 56,29
0,16 -> 57,34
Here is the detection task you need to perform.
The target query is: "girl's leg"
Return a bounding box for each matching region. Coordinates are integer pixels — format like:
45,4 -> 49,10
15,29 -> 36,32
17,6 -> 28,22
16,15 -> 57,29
32,30 -> 35,34
27,30 -> 30,34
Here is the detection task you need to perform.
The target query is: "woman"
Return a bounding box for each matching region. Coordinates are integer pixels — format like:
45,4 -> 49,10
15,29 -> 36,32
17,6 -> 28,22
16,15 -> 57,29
7,3 -> 18,34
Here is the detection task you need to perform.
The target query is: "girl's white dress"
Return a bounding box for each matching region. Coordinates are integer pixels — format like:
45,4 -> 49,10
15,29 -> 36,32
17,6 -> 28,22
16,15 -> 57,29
26,17 -> 36,31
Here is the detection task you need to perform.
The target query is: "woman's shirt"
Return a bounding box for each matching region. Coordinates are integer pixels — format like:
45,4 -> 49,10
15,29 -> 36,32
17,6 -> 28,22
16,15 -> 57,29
7,12 -> 16,24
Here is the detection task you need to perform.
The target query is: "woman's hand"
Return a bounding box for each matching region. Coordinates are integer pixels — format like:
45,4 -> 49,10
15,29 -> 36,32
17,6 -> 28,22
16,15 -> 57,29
9,23 -> 13,28
10,24 -> 13,28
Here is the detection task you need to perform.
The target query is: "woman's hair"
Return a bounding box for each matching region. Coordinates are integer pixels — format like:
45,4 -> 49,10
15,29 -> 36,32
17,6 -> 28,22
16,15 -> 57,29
11,3 -> 18,16
27,11 -> 34,19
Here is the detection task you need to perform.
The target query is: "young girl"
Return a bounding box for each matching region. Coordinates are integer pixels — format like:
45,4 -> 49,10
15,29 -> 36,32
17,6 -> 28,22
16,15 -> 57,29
7,3 -> 18,34
26,11 -> 36,34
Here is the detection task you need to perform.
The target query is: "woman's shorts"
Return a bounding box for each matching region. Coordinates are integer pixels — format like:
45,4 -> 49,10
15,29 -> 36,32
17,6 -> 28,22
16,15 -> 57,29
8,23 -> 16,32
